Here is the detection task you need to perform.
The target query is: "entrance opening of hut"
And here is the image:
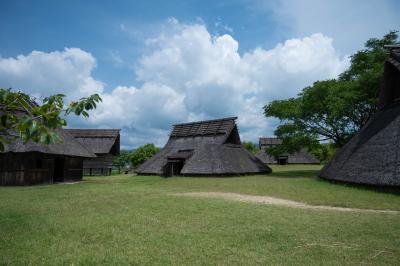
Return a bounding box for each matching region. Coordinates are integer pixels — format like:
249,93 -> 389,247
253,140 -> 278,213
54,158 -> 65,182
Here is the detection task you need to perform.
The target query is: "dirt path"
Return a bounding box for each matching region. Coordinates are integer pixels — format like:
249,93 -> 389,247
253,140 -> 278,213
173,192 -> 399,214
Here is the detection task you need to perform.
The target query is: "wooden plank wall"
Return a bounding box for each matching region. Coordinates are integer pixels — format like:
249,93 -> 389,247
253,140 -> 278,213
83,154 -> 114,175
0,153 -> 84,185
0,153 -> 53,185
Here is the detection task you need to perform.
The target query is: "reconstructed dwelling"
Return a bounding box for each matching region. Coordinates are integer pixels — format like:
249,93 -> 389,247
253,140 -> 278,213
255,137 -> 319,165
137,117 -> 271,176
0,129 -> 96,186
66,129 -> 120,176
320,46 -> 400,186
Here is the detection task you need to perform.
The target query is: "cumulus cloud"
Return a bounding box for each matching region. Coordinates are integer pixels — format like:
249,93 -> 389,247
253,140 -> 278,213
131,20 -> 349,143
86,84 -> 185,129
0,19 -> 349,148
0,48 -> 103,99
82,84 -> 186,147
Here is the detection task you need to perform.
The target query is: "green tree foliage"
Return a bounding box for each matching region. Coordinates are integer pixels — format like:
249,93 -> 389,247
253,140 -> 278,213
0,88 -> 102,151
308,142 -> 337,164
130,143 -> 160,168
264,31 -> 399,154
113,150 -> 132,174
242,141 -> 258,155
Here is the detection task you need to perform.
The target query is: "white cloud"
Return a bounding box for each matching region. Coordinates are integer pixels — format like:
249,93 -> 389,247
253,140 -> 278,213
87,84 -> 185,128
81,84 -> 186,148
0,19 -> 349,148
0,48 -> 103,99
132,20 -> 349,144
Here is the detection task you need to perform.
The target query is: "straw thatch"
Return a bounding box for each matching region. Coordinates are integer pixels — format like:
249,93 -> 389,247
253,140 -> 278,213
319,46 -> 400,186
255,137 -> 319,164
66,129 -> 120,175
137,117 -> 271,176
3,129 -> 95,158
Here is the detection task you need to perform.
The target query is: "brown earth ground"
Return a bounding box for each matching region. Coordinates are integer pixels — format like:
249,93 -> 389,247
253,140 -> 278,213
173,192 -> 399,214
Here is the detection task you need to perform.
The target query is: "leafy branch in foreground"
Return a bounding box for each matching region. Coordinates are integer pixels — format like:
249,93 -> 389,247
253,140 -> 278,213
0,88 -> 102,151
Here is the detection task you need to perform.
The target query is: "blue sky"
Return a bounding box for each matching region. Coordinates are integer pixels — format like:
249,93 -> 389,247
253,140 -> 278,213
0,0 -> 399,148
1,0 -> 282,90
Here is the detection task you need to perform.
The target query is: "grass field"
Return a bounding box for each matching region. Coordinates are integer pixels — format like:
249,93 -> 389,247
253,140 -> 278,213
1,165 -> 399,265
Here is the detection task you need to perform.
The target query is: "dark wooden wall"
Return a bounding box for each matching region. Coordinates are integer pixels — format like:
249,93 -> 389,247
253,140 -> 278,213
65,157 -> 84,181
82,153 -> 114,176
0,153 -> 52,185
0,153 -> 84,186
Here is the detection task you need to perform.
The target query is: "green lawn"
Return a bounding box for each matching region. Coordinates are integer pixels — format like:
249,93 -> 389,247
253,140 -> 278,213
1,165 -> 399,265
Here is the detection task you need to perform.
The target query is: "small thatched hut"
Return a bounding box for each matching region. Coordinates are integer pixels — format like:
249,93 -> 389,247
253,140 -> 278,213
137,117 -> 271,176
66,129 -> 120,175
255,137 -> 319,165
320,46 -> 400,186
0,129 -> 96,186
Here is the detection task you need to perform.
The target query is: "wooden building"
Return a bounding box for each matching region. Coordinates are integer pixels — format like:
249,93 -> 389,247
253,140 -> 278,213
137,117 -> 271,176
320,46 -> 400,186
0,129 -> 96,186
66,129 -> 120,176
255,137 -> 319,165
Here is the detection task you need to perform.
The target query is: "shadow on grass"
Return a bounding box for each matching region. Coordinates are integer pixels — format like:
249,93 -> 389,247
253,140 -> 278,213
321,177 -> 400,195
270,170 -> 320,178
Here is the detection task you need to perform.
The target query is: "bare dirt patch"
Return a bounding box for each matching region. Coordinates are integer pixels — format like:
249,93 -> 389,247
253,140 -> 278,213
173,192 -> 399,214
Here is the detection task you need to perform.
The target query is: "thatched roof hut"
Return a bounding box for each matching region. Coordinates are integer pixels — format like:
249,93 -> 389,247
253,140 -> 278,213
255,137 -> 319,164
320,46 -> 400,186
137,117 -> 271,176
0,129 -> 96,185
66,129 -> 120,176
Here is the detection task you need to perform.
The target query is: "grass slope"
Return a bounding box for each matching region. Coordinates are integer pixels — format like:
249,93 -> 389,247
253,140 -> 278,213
0,165 -> 399,265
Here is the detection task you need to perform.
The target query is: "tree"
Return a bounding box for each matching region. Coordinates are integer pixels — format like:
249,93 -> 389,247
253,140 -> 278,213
130,143 -> 160,168
113,150 -> 132,174
264,31 -> 399,154
0,88 -> 102,151
242,141 -> 258,155
308,142 -> 337,164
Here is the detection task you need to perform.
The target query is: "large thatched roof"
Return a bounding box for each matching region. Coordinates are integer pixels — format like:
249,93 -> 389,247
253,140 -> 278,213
2,129 -> 96,158
65,129 -> 120,155
320,46 -> 400,186
137,117 -> 271,176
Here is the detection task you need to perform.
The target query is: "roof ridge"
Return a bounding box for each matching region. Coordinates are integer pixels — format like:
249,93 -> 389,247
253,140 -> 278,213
172,116 -> 237,126
170,117 -> 237,138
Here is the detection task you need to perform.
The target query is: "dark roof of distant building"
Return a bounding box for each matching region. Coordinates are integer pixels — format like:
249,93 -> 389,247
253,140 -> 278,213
259,137 -> 282,145
65,129 -> 120,155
